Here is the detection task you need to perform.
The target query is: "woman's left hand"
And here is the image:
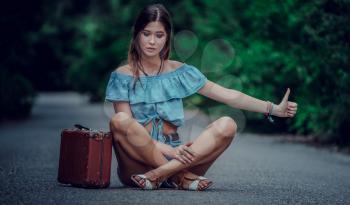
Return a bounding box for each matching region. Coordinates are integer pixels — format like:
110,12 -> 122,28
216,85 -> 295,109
273,88 -> 298,118
173,141 -> 196,164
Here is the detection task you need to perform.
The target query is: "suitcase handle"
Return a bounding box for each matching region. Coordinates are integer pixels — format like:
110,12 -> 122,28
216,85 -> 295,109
74,124 -> 91,131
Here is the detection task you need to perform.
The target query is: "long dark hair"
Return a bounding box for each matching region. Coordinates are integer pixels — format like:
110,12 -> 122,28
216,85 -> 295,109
127,4 -> 173,91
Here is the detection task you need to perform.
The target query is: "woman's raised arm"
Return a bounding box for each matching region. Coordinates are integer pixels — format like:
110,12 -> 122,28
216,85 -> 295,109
197,80 -> 297,118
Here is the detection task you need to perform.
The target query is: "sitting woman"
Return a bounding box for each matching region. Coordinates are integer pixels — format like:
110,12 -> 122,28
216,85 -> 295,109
105,4 -> 297,191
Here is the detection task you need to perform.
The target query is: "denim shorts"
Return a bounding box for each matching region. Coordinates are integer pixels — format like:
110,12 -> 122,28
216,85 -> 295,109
162,132 -> 182,147
162,132 -> 182,160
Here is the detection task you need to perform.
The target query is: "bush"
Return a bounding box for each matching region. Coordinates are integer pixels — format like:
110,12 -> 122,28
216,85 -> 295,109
182,0 -> 350,145
65,4 -> 136,102
0,69 -> 36,120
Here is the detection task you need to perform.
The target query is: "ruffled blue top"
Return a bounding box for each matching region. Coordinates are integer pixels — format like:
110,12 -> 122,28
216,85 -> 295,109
105,63 -> 207,147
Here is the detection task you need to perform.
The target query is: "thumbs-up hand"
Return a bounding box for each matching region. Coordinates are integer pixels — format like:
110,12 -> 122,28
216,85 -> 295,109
273,88 -> 298,118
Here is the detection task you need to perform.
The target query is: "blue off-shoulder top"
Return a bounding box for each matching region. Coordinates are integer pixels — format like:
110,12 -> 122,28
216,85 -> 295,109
105,63 -> 207,147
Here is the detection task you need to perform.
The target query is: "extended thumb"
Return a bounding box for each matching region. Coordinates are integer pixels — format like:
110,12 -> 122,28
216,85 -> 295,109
282,88 -> 290,102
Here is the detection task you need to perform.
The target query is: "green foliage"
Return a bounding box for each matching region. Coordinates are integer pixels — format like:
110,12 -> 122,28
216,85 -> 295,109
0,69 -> 36,120
65,11 -> 132,101
179,0 -> 350,144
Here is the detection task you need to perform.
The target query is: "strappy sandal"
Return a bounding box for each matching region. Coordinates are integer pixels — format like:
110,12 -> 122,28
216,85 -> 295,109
130,174 -> 162,190
170,173 -> 213,191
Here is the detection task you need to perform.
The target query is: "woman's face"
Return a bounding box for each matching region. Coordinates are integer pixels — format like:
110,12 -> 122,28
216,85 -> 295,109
138,21 -> 167,58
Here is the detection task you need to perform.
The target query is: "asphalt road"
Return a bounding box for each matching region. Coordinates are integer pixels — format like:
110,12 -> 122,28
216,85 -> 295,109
0,92 -> 349,205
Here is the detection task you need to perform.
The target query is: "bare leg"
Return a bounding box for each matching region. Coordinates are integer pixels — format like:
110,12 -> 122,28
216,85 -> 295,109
188,137 -> 232,176
110,112 -> 202,187
140,116 -> 237,189
113,140 -> 151,187
110,112 -> 169,168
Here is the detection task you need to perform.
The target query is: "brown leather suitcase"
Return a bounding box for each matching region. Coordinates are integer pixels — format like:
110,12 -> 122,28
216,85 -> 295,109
57,124 -> 112,188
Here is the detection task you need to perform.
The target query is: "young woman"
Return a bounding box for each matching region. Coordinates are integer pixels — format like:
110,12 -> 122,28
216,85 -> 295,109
105,4 -> 297,191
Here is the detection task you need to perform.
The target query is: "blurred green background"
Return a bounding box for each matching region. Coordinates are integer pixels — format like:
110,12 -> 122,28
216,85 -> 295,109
1,0 -> 349,146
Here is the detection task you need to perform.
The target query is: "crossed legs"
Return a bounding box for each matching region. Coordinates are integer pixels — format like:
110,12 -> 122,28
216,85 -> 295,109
110,112 -> 237,189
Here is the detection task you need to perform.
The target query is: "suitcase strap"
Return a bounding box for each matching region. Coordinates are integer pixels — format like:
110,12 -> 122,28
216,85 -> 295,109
74,124 -> 91,131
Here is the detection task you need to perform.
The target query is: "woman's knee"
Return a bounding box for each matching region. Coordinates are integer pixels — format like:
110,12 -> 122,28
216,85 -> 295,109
110,112 -> 131,133
216,116 -> 237,138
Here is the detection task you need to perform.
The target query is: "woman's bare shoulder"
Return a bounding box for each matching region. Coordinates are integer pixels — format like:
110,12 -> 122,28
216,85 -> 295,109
168,60 -> 185,70
115,64 -> 133,75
